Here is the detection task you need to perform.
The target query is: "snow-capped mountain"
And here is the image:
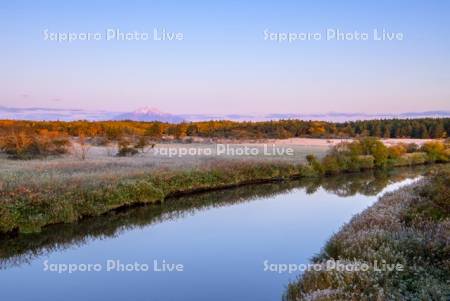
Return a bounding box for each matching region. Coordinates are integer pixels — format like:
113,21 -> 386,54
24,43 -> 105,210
114,106 -> 184,123
132,106 -> 164,115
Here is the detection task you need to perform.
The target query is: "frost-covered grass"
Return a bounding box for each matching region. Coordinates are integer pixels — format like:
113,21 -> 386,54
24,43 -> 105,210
0,143 -> 328,234
285,169 -> 450,301
0,156 -> 313,233
0,143 -> 327,190
1,141 -> 445,235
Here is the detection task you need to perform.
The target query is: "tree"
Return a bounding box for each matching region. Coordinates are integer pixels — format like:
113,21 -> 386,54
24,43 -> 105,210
383,126 -> 391,138
186,123 -> 199,136
174,123 -> 188,139
0,129 -> 70,159
76,133 -> 91,160
146,123 -> 163,139
0,130 -> 33,158
359,137 -> 389,167
431,121 -> 445,138
373,124 -> 382,137
420,125 -> 429,139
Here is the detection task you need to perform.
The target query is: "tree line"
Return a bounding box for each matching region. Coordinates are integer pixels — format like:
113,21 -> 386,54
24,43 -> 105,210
0,118 -> 448,140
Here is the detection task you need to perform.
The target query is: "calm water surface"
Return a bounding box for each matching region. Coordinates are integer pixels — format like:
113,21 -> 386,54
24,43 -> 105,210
0,168 -> 429,301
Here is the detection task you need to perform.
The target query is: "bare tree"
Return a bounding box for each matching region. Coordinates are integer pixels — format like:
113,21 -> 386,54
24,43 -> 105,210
73,133 -> 91,160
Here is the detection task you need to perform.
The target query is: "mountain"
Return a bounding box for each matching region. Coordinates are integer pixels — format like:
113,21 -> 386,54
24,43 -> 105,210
261,111 -> 450,122
0,106 -> 118,121
114,106 -> 184,123
1,105 -> 449,122
181,111 -> 450,122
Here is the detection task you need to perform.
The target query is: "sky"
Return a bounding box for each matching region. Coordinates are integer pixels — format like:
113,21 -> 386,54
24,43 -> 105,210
0,0 -> 449,115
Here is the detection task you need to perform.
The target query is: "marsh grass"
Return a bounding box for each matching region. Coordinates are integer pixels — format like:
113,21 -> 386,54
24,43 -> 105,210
0,158 -> 309,233
285,169 -> 450,301
0,140 -> 447,234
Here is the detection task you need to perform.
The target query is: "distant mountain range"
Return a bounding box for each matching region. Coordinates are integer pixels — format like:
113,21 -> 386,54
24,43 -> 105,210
114,106 -> 184,123
0,105 -> 449,123
0,106 -> 118,121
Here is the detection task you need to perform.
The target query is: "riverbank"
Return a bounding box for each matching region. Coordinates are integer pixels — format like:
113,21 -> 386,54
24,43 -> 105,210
285,169 -> 450,300
0,161 -> 307,234
1,166 -> 435,268
1,138 -> 448,234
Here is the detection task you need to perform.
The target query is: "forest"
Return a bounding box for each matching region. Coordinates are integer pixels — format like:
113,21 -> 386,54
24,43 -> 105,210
0,118 -> 448,140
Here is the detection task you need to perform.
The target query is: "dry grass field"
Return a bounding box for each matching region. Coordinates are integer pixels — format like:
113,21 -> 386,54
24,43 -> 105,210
0,138 -> 439,190
0,141 -> 329,189
0,137 -> 447,233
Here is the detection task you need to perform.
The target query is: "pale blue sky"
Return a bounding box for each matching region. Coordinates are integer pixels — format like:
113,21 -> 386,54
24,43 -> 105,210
0,0 -> 449,114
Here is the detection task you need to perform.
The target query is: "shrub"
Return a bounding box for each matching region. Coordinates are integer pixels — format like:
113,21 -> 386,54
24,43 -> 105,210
306,154 -> 316,164
116,146 -> 139,157
306,154 -> 324,174
403,170 -> 450,223
408,152 -> 428,165
355,155 -> 375,169
321,155 -> 340,175
421,141 -> 448,162
298,164 -> 319,177
115,136 -> 155,156
393,152 -> 428,166
0,130 -> 70,159
319,138 -> 445,172
116,137 -> 139,157
405,143 -> 419,153
134,136 -> 155,153
358,137 -> 389,167
322,138 -> 390,172
388,144 -> 406,159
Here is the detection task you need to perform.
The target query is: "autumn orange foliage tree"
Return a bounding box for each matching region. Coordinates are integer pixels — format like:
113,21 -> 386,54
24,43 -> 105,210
0,118 -> 448,144
0,128 -> 70,159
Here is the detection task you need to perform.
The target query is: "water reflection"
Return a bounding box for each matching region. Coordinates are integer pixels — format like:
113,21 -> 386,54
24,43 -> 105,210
0,165 -> 435,269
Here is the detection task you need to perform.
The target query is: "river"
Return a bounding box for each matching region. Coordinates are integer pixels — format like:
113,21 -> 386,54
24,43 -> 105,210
0,166 -> 433,301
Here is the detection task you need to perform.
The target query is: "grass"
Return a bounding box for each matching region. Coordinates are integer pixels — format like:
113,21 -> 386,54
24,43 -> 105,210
0,143 -> 328,233
0,143 -> 327,189
285,168 -> 450,301
0,140 -> 447,234
0,159 -> 309,233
